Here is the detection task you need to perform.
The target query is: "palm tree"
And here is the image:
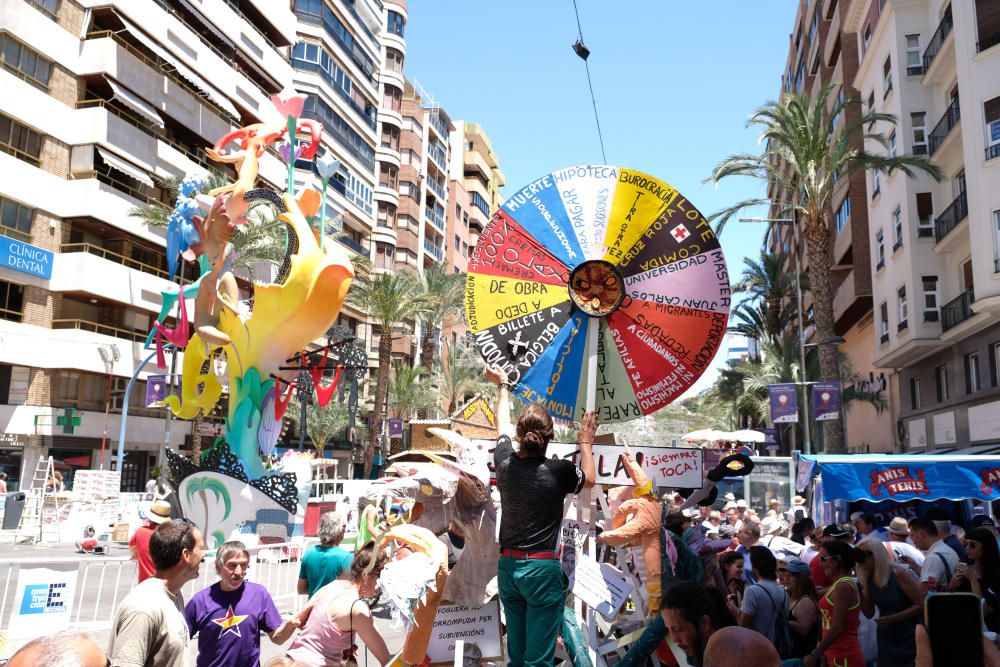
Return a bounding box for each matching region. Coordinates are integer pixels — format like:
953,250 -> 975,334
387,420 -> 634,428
346,269 -> 429,476
386,363 -> 438,420
416,264 -> 465,369
731,250 -> 805,347
707,83 -> 942,452
288,399 -> 349,462
437,340 -> 490,414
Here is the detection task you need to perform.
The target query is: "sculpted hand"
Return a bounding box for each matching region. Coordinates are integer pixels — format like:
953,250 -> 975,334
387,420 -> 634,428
579,411 -> 598,443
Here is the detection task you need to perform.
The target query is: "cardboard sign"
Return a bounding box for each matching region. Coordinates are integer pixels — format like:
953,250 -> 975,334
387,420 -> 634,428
6,564 -> 78,639
560,517 -> 589,583
478,439 -> 704,488
571,556 -> 630,619
427,601 -> 503,664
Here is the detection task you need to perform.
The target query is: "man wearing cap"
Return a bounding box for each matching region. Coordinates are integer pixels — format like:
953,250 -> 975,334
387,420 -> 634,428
885,516 -> 925,575
735,499 -> 749,524
130,499 -> 172,583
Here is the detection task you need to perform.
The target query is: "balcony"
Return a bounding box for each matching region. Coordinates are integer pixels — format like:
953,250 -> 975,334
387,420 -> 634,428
52,319 -> 148,344
423,238 -> 443,262
425,206 -> 445,233
941,288 -> 974,332
934,190 -> 968,243
928,97 -> 960,156
426,178 -> 446,202
428,111 -> 448,139
428,142 -> 448,170
898,320 -> 909,333
335,234 -> 368,255
988,144 -> 1000,162
880,333 -> 890,344
922,5 -> 953,73
924,310 -> 940,323
62,243 -> 170,280
979,31 -> 1000,54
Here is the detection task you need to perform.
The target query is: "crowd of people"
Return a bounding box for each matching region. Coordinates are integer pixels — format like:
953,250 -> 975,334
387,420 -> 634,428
653,497 -> 1000,667
7,367 -> 1000,666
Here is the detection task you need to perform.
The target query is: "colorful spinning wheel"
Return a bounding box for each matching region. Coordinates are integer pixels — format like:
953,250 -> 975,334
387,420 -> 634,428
465,165 -> 730,423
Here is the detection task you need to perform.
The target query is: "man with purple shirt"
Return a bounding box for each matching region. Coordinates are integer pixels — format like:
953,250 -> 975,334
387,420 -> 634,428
185,541 -> 310,667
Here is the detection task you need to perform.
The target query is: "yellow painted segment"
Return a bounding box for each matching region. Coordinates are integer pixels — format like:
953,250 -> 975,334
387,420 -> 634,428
603,168 -> 678,265
465,272 -> 569,333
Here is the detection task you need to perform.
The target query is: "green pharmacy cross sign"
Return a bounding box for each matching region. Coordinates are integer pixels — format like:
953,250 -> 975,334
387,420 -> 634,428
57,408 -> 82,434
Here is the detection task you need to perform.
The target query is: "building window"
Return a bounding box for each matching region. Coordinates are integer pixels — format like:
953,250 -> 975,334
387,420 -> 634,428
993,210 -> 1000,273
910,377 -> 921,410
936,365 -> 950,402
897,286 -> 908,330
872,170 -> 881,198
889,131 -> 897,158
868,91 -> 876,127
380,124 -> 399,151
378,163 -> 397,189
911,112 -> 928,155
883,55 -> 893,98
864,24 -> 872,52
916,193 -> 934,237
387,10 -> 406,37
376,202 -> 396,229
966,352 -> 982,393
0,195 -> 34,242
922,275 -> 939,322
382,85 -> 402,113
835,197 -> 851,233
986,96 -> 1000,161
876,229 -> 885,269
0,113 -> 42,167
976,0 -> 1000,53
0,278 -> 24,322
301,97 -> 375,170
831,87 -> 845,130
991,341 -> 1000,387
375,242 -> 393,270
892,207 -> 903,250
0,35 -> 52,91
905,34 -> 923,75
384,47 -> 404,74
880,301 -> 889,343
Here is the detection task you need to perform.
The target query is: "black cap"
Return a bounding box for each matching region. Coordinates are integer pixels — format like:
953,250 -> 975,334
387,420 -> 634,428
822,524 -> 852,539
971,515 -> 996,529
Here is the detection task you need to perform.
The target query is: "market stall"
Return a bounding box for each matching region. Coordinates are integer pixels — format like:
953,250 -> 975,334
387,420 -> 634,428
796,453 -> 1000,524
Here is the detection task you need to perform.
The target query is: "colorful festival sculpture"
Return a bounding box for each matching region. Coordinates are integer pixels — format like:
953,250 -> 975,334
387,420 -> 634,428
147,90 -> 354,546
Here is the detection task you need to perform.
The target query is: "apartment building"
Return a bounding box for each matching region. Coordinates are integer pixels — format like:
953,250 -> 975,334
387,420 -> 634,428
0,0 -> 296,490
771,0 -> 895,452
291,0 -> 383,370
847,0 -> 1000,453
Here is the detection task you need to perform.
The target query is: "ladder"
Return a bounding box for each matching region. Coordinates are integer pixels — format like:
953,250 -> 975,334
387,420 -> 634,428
15,456 -> 63,544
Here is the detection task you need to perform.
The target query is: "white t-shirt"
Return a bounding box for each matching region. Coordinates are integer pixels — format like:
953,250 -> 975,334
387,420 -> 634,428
921,539 -> 960,588
760,534 -> 805,561
800,545 -> 818,564
887,539 -> 926,568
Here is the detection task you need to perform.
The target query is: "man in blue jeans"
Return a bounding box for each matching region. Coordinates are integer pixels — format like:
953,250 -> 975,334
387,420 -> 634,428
486,365 -> 597,667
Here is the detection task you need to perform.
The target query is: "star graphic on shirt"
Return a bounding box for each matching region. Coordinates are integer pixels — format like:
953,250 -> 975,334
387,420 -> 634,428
211,605 -> 249,638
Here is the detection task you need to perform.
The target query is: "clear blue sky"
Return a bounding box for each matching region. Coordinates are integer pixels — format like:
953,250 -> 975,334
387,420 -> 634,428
404,2 -> 795,398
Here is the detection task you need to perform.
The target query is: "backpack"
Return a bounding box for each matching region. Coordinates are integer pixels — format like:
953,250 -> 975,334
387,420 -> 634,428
752,582 -> 793,659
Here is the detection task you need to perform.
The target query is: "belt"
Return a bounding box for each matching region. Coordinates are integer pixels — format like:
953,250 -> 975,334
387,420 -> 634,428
500,548 -> 559,560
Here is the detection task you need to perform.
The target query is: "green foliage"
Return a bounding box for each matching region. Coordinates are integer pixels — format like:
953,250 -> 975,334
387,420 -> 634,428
288,399 -> 349,457
416,264 -> 466,369
386,362 -> 438,420
436,340 -> 491,415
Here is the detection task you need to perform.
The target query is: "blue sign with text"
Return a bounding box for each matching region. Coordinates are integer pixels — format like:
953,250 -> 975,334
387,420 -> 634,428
1,237 -> 53,279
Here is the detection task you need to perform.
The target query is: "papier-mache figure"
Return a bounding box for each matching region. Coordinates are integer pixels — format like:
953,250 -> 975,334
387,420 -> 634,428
597,444 -> 664,615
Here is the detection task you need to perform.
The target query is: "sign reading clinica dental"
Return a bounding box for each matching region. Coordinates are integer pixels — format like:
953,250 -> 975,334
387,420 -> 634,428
1,237 -> 53,279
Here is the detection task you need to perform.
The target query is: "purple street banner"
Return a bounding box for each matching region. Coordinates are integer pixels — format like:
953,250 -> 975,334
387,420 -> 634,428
769,383 -> 799,423
146,375 -> 168,406
388,418 -> 404,438
812,382 -> 842,422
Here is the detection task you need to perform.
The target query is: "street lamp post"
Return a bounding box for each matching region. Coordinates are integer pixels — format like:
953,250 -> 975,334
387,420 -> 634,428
97,344 -> 120,470
740,216 -> 812,453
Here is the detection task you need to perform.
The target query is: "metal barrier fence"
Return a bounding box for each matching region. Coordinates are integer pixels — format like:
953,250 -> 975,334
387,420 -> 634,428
0,539 -> 316,637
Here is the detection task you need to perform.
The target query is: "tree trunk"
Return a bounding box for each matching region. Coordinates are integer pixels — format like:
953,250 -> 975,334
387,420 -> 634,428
804,211 -> 845,453
365,332 -> 393,478
420,325 -> 435,370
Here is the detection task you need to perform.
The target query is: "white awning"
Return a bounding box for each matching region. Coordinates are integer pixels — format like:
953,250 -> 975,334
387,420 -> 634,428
96,147 -> 155,187
116,15 -> 240,119
105,77 -> 164,128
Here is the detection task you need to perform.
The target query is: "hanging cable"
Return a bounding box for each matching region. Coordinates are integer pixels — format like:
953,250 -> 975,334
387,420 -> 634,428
571,0 -> 607,163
